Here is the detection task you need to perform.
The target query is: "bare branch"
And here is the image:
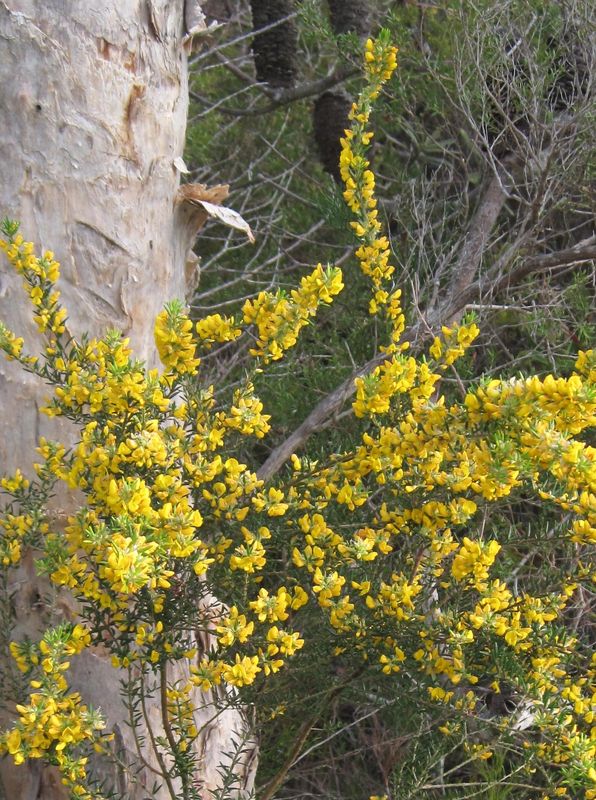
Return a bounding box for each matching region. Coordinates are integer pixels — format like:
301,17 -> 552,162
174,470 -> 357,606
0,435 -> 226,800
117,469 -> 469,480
496,235 -> 596,285
192,65 -> 360,117
444,167 -> 510,322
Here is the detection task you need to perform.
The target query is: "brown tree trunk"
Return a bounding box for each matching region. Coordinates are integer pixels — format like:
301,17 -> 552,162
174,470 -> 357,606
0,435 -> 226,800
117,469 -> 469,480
250,0 -> 297,87
326,0 -> 371,37
0,2 -> 255,797
313,90 -> 352,182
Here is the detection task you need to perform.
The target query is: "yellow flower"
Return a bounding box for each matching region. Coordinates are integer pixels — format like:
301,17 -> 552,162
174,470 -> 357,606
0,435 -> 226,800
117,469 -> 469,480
195,313 -> 241,347
222,654 -> 261,687
216,607 -> 254,647
451,537 -> 501,590
154,301 -> 200,375
250,587 -> 290,622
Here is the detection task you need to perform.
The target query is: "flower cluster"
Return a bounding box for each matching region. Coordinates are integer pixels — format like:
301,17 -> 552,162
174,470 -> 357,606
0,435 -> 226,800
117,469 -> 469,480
0,218 -> 314,793
0,625 -> 107,799
242,263 -> 344,362
194,312 -> 241,348
0,224 -> 64,339
339,34 -> 406,352
155,300 -> 201,375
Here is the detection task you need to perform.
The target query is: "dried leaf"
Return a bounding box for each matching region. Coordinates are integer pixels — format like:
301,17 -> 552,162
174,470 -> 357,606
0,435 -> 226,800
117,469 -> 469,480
198,201 -> 255,243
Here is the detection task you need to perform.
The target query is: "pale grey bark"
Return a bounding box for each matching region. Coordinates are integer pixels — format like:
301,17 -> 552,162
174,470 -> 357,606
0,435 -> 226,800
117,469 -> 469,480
0,2 -> 255,797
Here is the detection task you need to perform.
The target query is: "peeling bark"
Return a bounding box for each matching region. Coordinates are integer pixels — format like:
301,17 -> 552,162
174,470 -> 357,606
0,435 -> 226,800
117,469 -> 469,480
0,2 -> 254,797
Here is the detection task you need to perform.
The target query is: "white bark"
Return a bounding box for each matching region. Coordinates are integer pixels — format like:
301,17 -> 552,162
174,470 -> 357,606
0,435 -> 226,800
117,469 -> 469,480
0,2 -> 255,797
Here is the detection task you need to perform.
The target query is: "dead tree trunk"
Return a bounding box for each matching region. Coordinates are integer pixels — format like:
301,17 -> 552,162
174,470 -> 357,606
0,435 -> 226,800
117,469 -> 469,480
249,0 -> 298,87
326,0 -> 371,37
0,2 -> 254,797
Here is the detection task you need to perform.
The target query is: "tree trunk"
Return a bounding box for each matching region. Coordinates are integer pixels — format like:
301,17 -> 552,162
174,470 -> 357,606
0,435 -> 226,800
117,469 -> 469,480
326,0 -> 371,37
0,2 -> 255,797
249,0 -> 298,87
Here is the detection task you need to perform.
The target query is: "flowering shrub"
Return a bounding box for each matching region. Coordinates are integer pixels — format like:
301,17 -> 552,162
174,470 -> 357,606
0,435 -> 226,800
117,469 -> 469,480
1,33 -> 595,800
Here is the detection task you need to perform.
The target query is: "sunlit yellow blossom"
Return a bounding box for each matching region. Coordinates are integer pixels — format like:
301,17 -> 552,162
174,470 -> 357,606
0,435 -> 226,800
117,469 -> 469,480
222,654 -> 261,687
242,264 -> 343,361
195,313 -> 241,347
154,301 -> 200,375
216,606 -> 254,647
451,537 -> 501,591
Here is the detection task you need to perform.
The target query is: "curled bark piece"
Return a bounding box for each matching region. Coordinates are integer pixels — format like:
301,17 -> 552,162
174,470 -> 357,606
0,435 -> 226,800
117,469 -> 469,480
184,0 -> 207,38
176,182 -> 231,235
176,183 -> 230,299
